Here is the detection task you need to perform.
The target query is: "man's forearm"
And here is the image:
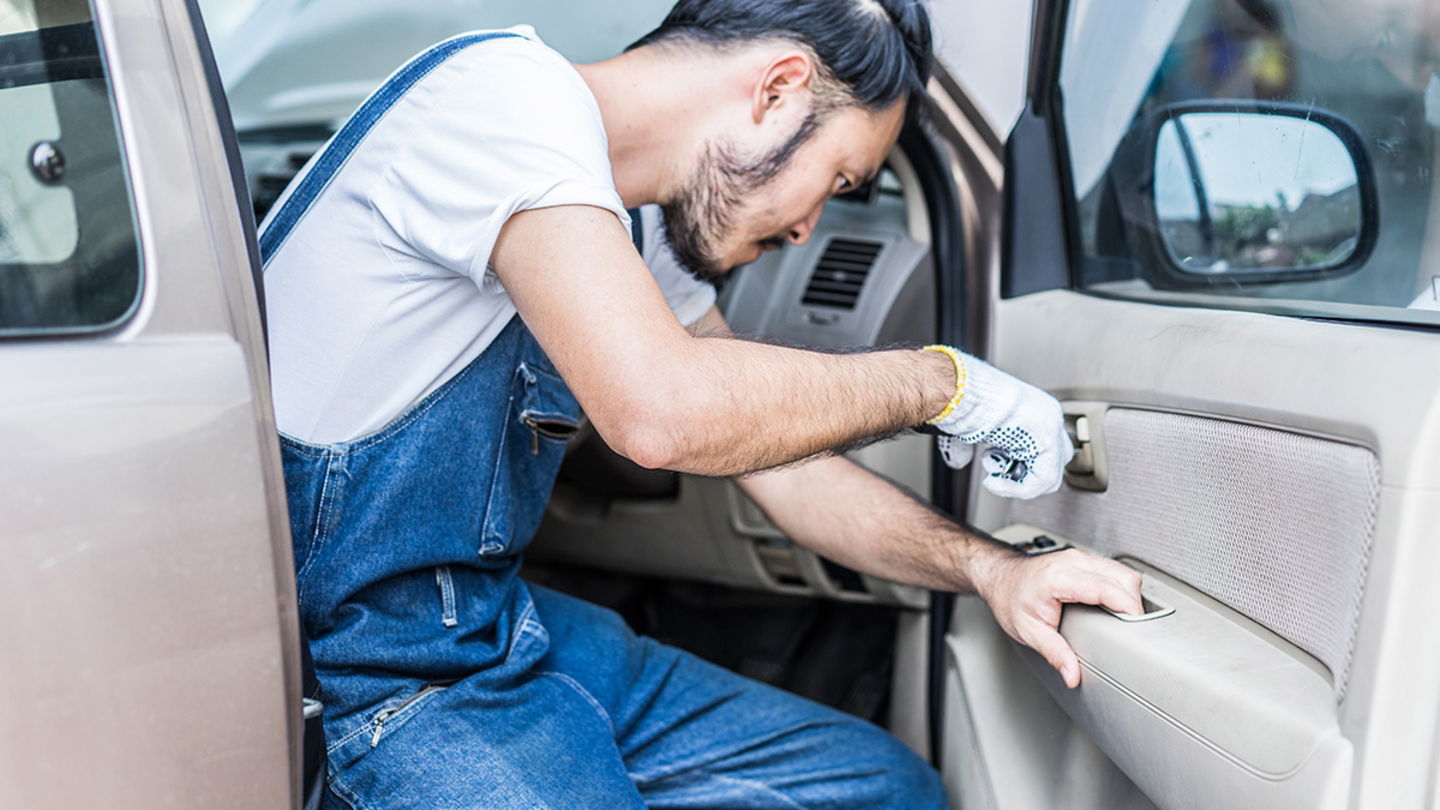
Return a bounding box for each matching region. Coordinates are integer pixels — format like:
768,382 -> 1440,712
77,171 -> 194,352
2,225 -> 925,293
735,453 -> 1018,591
493,207 -> 955,477
637,338 -> 954,476
738,452 -> 1146,689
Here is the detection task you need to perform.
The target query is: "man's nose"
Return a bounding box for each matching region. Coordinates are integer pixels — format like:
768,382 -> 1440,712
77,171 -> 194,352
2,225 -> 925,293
787,203 -> 826,246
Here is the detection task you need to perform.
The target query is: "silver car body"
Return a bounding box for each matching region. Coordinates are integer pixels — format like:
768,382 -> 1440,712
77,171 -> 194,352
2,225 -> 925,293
0,0 -> 298,805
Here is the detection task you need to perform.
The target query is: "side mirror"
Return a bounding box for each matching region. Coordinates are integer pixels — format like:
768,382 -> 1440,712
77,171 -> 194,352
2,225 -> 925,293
1112,101 -> 1378,287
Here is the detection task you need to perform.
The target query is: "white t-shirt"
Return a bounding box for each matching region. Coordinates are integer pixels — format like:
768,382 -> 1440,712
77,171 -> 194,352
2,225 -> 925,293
262,27 -> 714,445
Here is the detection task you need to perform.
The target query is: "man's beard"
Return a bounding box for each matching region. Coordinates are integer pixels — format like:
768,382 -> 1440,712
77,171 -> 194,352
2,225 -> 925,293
660,113 -> 821,282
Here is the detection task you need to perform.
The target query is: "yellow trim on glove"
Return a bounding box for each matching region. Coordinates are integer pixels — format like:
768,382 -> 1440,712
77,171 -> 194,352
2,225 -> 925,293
923,344 -> 967,425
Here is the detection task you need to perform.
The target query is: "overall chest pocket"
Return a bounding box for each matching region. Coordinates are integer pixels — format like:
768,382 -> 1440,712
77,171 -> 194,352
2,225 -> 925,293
478,360 -> 579,560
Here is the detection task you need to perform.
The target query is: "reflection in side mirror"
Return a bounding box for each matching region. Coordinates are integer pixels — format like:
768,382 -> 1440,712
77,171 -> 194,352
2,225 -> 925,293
1154,112 -> 1363,276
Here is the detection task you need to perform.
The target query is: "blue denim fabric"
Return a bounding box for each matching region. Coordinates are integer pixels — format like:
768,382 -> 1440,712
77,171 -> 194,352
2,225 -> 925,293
280,318 -> 945,808
270,32 -> 946,810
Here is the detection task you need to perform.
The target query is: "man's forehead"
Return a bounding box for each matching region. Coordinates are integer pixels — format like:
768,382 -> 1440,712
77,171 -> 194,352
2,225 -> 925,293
824,103 -> 904,172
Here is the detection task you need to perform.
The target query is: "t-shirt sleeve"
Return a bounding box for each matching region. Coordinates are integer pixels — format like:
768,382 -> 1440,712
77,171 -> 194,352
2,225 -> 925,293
637,205 -> 718,327
368,35 -> 629,282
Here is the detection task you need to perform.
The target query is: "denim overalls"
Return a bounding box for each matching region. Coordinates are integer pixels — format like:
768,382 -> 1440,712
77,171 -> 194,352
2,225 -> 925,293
262,31 -> 945,810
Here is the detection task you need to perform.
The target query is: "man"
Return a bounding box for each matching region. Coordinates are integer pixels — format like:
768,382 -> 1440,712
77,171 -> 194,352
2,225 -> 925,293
261,1 -> 1144,806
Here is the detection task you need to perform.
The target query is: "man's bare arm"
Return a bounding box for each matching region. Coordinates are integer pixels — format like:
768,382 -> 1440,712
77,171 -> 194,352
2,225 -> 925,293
491,205 -> 953,476
738,456 -> 1143,688
737,453 -> 1000,590
681,303 -> 1143,688
736,434 -> 1144,693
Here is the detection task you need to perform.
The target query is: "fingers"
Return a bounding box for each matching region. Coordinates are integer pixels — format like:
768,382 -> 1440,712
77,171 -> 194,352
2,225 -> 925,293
982,474 -> 1039,500
977,437 -> 1068,499
989,551 -> 1144,690
936,436 -> 974,470
1053,423 -> 1077,466
980,462 -> 1061,500
1066,553 -> 1145,615
1021,620 -> 1082,688
1091,576 -> 1145,617
1051,565 -> 1144,616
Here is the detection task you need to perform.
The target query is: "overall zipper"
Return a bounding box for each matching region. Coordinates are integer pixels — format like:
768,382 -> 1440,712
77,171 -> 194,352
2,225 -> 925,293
370,684 -> 447,748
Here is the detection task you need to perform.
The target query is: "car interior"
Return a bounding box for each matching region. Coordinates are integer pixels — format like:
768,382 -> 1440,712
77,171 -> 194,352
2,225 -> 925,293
7,0 -> 1440,807
197,0 -> 1440,807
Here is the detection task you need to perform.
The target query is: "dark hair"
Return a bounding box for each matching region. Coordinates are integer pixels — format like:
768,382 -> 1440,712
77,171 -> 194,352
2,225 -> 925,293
629,0 -> 933,114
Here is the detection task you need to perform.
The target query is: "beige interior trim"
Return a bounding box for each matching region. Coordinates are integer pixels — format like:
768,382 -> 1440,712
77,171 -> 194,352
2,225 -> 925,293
958,290 -> 1440,809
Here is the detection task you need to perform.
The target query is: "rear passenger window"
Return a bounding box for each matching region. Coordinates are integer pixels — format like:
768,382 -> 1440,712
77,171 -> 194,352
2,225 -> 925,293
0,0 -> 142,334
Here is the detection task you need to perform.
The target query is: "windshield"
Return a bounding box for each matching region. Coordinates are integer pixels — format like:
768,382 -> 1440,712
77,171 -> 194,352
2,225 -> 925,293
1061,0 -> 1440,327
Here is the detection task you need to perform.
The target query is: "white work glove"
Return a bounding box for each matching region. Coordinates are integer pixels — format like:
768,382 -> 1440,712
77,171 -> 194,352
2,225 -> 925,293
923,346 -> 1074,499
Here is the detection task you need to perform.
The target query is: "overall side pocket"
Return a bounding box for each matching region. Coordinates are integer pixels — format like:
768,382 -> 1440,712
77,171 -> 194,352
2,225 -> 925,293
477,361 -> 580,560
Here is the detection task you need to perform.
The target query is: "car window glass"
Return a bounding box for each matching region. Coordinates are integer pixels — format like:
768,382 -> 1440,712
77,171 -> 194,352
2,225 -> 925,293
1060,0 -> 1440,328
0,0 -> 143,334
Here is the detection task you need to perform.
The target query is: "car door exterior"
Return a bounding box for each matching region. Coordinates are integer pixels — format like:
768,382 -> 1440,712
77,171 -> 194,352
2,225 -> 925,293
0,0 -> 301,806
937,1 -> 1440,809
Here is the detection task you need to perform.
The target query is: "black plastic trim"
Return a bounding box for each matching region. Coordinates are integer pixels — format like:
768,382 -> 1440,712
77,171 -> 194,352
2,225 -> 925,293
182,0 -> 269,353
1000,0 -> 1077,299
895,119 -> 969,768
1001,109 -> 1070,297
181,0 -> 313,804
0,22 -> 104,84
627,206 -> 644,253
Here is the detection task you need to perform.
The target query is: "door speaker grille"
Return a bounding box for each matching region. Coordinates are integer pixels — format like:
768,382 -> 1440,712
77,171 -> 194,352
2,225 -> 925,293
800,238 -> 883,310
1010,408 -> 1379,698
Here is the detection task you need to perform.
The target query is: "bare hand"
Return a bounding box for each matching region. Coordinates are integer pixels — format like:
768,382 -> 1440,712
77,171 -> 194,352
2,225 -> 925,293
973,548 -> 1143,688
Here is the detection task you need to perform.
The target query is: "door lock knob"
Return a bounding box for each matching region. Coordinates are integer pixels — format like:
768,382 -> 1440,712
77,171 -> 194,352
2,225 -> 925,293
30,140 -> 65,185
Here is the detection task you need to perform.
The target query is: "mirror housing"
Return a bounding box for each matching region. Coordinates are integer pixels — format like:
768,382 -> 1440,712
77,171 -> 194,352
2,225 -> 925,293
1109,101 -> 1378,289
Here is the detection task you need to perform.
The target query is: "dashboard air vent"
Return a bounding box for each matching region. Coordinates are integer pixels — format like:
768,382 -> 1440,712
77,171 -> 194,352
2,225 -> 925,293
801,238 -> 883,310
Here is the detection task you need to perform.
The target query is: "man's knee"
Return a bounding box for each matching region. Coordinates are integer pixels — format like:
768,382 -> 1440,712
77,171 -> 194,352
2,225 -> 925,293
819,719 -> 948,809
873,733 -> 948,808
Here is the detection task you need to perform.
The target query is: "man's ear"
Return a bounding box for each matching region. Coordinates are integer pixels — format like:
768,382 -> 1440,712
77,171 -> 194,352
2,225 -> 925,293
752,52 -> 815,125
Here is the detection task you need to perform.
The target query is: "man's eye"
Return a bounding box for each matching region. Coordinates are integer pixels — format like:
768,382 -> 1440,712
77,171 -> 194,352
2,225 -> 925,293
837,176 -> 853,191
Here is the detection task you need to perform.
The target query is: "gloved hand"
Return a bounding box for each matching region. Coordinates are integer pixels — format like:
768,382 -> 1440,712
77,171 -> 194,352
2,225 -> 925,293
924,346 -> 1074,499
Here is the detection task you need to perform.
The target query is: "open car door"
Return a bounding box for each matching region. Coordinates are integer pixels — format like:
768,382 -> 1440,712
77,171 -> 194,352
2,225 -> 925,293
940,0 -> 1440,808
0,0 -> 305,806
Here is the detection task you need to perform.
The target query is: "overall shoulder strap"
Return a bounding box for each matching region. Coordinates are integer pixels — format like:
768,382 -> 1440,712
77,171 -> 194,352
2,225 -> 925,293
627,207 -> 644,256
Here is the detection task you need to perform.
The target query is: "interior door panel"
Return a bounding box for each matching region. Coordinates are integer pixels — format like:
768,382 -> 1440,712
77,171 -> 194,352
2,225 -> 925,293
944,290 -> 1440,809
1016,406 -> 1380,698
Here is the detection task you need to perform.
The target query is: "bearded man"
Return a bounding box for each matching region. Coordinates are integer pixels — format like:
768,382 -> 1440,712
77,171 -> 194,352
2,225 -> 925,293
260,1 -> 1143,806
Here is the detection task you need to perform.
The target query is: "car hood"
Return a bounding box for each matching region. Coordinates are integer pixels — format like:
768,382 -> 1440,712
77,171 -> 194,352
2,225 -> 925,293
203,0 -> 672,133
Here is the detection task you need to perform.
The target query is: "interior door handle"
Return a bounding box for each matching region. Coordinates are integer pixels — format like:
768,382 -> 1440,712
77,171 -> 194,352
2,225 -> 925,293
1100,559 -> 1174,621
1102,594 -> 1175,622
